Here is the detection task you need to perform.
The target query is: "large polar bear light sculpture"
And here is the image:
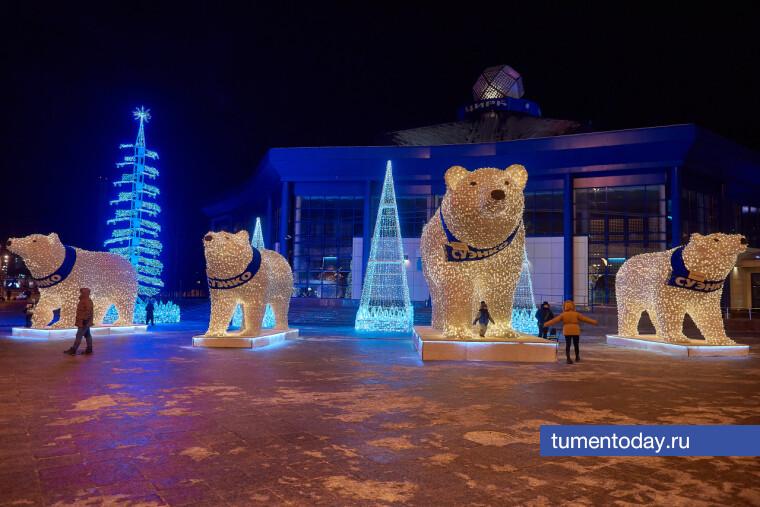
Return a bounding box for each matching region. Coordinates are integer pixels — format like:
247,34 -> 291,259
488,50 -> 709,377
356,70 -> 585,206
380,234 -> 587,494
420,164 -> 528,338
6,233 -> 137,328
202,230 -> 292,337
616,232 -> 747,344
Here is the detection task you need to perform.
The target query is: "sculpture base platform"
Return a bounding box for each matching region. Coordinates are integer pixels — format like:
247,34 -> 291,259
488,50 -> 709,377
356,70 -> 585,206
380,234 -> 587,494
606,334 -> 749,357
11,325 -> 148,339
192,328 -> 299,348
413,326 -> 557,362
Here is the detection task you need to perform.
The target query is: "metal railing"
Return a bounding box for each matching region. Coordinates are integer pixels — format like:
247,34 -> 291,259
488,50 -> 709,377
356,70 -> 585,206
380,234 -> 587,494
723,307 -> 760,320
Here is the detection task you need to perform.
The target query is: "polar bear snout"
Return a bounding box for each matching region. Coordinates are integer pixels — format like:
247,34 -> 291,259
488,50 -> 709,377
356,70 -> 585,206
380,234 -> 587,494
5,239 -> 11,247
204,235 -> 213,242
740,236 -> 748,245
490,189 -> 506,200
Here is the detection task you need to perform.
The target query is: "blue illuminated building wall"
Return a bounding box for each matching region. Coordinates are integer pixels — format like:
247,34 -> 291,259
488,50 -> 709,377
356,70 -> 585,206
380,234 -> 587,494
206,124 -> 760,308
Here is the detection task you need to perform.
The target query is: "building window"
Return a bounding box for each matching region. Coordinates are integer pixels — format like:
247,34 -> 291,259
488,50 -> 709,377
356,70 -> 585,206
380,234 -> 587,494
292,196 -> 363,299
524,190 -> 563,236
575,185 -> 667,305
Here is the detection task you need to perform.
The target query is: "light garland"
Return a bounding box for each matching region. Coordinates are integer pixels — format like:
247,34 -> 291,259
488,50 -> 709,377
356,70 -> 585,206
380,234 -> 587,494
7,233 -> 137,328
104,107 -> 164,298
355,161 -> 414,332
616,232 -> 748,344
420,165 -> 528,338
202,230 -> 292,337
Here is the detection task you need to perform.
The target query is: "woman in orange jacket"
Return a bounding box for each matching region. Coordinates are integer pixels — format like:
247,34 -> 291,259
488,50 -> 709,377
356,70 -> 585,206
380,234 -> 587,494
543,300 -> 598,364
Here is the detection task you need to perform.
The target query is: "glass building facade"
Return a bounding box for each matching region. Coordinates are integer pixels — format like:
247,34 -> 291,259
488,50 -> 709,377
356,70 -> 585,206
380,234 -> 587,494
575,184 -> 667,305
206,124 -> 760,309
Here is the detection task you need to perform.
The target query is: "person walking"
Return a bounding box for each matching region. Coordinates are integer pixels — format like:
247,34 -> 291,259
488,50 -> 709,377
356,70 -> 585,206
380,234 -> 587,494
64,288 -> 94,355
24,301 -> 34,328
543,300 -> 597,364
535,301 -> 554,339
145,298 -> 155,326
472,301 -> 495,337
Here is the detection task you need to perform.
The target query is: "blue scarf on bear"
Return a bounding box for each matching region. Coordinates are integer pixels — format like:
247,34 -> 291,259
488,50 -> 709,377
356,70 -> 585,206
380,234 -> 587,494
440,209 -> 521,262
32,246 -> 77,288
207,248 -> 262,290
666,246 -> 725,293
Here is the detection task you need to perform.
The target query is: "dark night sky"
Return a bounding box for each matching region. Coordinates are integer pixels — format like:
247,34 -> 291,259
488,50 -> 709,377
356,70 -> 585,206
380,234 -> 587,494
3,3 -> 760,289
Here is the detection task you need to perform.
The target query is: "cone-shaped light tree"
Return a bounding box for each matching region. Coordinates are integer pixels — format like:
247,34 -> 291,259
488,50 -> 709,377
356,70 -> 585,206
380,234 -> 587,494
511,245 -> 539,335
231,217 -> 276,329
355,161 -> 414,332
104,107 -> 180,324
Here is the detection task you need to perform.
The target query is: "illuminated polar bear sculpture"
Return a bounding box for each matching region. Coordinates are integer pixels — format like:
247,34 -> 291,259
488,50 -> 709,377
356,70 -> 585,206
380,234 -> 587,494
202,230 -> 292,337
420,164 -> 528,338
616,232 -> 748,344
6,233 -> 137,328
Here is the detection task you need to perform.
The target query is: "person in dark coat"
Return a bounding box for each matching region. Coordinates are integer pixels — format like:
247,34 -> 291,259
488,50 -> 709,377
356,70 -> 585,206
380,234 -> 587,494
472,301 -> 495,337
145,298 -> 155,326
535,301 -> 554,339
64,288 -> 94,355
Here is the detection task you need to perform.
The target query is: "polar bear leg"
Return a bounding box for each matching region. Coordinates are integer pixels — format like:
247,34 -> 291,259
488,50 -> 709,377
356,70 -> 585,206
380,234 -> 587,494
269,294 -> 290,330
93,302 -> 109,327
652,306 -> 687,343
113,299 -> 135,326
241,303 -> 265,337
438,282 -> 475,338
480,285 -> 518,338
206,295 -> 236,336
32,299 -> 56,328
617,301 -> 644,337
56,301 -> 77,329
689,304 -> 734,344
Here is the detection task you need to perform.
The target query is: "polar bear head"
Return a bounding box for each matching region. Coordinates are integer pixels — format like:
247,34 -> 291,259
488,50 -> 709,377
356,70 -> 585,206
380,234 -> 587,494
203,230 -> 252,276
441,164 -> 528,245
682,232 -> 748,279
6,233 -> 65,275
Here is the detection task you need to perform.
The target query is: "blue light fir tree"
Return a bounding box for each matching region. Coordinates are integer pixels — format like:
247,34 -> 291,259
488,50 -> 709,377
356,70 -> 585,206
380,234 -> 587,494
104,107 -> 180,324
511,245 -> 539,335
231,217 -> 275,330
355,161 -> 413,332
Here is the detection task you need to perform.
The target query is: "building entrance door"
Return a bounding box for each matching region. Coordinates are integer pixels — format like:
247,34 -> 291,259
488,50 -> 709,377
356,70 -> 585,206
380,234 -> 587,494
752,273 -> 760,311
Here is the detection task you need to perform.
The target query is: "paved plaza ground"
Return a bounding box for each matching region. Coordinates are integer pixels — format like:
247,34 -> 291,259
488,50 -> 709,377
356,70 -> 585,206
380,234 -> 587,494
0,302 -> 759,506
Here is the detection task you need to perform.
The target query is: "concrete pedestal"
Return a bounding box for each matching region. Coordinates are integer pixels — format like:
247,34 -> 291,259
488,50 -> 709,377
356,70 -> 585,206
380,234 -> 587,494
192,328 -> 299,349
11,325 -> 148,339
606,334 -> 749,357
413,326 -> 557,362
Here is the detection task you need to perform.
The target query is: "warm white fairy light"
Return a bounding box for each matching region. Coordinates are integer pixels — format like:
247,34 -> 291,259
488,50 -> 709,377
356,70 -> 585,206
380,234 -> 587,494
420,164 -> 528,338
616,232 -> 748,344
202,230 -> 293,337
7,233 -> 137,328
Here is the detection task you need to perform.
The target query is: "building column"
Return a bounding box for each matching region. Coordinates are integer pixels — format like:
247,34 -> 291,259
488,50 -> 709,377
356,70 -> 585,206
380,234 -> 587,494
266,196 -> 273,247
279,181 -> 290,258
670,166 -> 682,247
362,180 -> 372,280
563,173 -> 574,302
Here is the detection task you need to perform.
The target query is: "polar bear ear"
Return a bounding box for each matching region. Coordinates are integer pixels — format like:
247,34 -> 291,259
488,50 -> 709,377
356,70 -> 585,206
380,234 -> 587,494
47,233 -> 60,244
444,166 -> 469,189
235,230 -> 250,243
505,164 -> 528,190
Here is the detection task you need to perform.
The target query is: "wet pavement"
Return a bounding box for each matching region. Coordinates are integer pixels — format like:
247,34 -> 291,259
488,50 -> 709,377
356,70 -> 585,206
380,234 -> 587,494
0,307 -> 759,506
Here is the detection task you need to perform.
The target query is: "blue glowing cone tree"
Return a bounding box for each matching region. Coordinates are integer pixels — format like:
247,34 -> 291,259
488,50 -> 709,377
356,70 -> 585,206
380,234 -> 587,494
355,161 -> 413,332
231,217 -> 276,329
103,107 -> 180,324
511,245 -> 539,335
105,107 -> 164,296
